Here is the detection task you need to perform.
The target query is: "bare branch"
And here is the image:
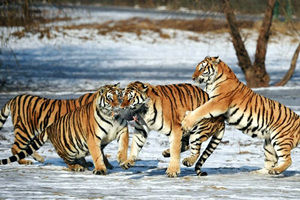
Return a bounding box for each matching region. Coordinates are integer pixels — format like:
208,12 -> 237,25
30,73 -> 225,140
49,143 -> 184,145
274,42 -> 300,86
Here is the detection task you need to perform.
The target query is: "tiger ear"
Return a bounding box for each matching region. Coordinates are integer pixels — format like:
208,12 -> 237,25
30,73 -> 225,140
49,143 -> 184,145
141,84 -> 148,92
212,56 -> 220,64
114,82 -> 120,88
98,86 -> 105,94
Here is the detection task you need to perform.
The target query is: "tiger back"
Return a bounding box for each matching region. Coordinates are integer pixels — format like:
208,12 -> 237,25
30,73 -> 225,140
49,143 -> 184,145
0,84 -> 129,175
119,81 -> 225,177
0,92 -> 96,165
182,56 -> 300,175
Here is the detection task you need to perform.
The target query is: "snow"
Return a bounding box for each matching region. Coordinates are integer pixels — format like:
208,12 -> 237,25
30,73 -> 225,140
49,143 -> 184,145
0,6 -> 300,199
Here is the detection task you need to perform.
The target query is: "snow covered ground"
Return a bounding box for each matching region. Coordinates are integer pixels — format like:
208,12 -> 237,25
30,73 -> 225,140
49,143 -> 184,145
0,6 -> 300,199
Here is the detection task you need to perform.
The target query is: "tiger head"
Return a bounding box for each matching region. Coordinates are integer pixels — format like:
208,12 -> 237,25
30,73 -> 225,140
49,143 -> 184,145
192,56 -> 220,85
95,83 -> 122,116
120,81 -> 149,110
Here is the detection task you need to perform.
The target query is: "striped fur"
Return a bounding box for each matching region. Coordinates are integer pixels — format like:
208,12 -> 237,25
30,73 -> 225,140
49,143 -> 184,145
119,81 -> 225,177
0,92 -> 96,165
0,84 -> 129,175
182,56 -> 300,175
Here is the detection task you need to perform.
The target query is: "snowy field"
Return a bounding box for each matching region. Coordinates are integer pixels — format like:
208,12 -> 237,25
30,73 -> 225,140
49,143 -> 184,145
0,6 -> 300,199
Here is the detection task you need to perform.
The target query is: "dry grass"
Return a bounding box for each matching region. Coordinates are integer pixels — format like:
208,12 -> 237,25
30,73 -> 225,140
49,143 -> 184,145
8,16 -> 300,41
63,17 -> 254,35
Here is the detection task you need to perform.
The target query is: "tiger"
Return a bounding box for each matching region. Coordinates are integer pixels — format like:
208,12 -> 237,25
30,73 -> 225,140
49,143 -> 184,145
0,92 -> 98,165
119,81 -> 225,177
182,56 -> 300,175
0,84 -> 129,175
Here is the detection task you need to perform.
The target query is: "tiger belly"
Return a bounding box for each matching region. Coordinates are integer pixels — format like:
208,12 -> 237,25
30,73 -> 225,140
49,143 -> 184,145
226,107 -> 270,139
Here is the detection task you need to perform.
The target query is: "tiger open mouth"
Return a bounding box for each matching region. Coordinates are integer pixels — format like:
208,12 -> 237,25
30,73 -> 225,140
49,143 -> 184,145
114,98 -> 149,121
113,107 -> 135,121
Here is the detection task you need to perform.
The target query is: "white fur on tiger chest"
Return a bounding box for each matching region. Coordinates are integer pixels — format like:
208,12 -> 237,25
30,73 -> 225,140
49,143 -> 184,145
101,121 -> 125,144
226,107 -> 270,139
93,111 -> 126,145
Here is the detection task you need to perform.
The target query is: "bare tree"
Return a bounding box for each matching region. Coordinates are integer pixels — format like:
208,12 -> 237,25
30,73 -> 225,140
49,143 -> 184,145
223,0 -> 299,88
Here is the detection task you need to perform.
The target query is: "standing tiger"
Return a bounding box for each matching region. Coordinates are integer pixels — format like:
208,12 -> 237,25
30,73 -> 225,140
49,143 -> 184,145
182,56 -> 300,175
0,92 -> 97,165
0,84 -> 129,175
119,81 -> 225,177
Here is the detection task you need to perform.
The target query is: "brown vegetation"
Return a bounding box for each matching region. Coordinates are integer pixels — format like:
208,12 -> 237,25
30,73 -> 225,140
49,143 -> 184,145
8,15 -> 300,42
62,17 -> 255,35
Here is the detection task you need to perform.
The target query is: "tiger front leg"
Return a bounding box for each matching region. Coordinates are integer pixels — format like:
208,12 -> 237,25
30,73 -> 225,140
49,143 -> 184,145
116,126 -> 129,165
181,99 -> 228,131
121,129 -> 147,170
166,129 -> 182,178
87,135 -> 107,175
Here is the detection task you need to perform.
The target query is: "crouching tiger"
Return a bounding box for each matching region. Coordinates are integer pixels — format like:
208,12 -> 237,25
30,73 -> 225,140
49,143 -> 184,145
0,84 -> 129,175
119,81 -> 225,177
182,56 -> 300,175
0,91 -> 96,165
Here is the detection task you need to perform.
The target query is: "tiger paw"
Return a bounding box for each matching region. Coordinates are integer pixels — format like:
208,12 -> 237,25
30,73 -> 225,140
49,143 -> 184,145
162,149 -> 170,157
117,151 -> 127,165
182,155 -> 199,167
181,112 -> 195,131
120,160 -> 135,170
93,169 -> 107,175
166,166 -> 180,178
196,168 -> 208,176
32,153 -> 45,163
268,169 -> 280,175
18,159 -> 34,165
250,168 -> 269,175
68,164 -> 86,172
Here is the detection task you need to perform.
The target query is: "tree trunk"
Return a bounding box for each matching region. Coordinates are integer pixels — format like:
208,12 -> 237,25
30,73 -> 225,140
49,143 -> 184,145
275,42 -> 300,86
222,0 -> 252,76
250,0 -> 276,87
223,0 -> 276,88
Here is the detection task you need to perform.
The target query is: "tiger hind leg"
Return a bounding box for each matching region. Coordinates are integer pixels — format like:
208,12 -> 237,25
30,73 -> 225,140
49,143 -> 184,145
251,138 -> 278,175
162,134 -> 190,158
182,117 -> 225,176
12,123 -> 45,165
182,128 -> 202,167
11,146 -> 33,165
268,156 -> 292,175
12,143 -> 44,165
268,139 -> 292,175
195,127 -> 225,176
76,157 -> 94,168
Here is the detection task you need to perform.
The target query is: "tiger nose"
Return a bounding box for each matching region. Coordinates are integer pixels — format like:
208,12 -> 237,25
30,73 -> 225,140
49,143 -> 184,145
118,97 -> 123,103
